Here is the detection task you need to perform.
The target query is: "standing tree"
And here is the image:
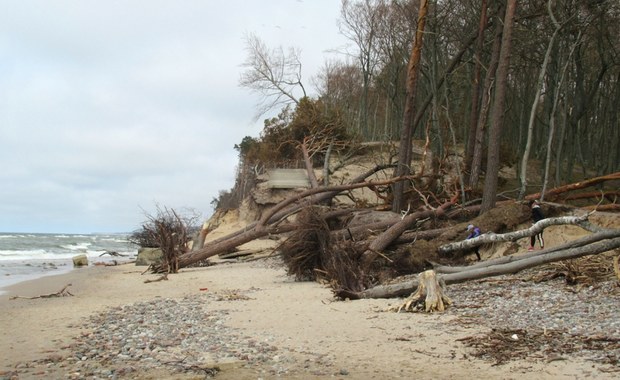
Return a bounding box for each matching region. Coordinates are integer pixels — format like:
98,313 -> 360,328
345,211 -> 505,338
464,0 -> 488,185
480,0 -> 517,214
339,0 -> 383,138
468,2 -> 504,191
518,0 -> 565,200
392,0 -> 429,213
239,33 -> 305,120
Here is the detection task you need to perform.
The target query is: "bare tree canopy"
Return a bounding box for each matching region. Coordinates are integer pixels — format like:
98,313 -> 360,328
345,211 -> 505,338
239,33 -> 306,120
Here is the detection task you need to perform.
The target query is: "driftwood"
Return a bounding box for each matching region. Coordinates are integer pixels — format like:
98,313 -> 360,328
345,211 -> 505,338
9,284 -> 73,300
144,274 -> 168,283
218,249 -> 262,260
99,251 -> 127,257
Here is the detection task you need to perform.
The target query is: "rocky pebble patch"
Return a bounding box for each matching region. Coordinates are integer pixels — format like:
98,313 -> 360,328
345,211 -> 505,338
18,294 -> 281,379
446,276 -> 620,369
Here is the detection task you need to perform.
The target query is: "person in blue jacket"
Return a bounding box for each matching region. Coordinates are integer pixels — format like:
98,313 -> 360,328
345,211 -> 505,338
466,224 -> 482,260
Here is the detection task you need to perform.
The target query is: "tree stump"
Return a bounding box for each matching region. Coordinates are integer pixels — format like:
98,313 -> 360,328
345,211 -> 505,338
389,270 -> 451,313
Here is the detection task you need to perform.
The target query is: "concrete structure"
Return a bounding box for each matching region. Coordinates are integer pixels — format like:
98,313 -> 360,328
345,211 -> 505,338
266,169 -> 311,189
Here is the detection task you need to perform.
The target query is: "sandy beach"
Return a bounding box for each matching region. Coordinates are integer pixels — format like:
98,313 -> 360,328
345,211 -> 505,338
1,233 -> 619,380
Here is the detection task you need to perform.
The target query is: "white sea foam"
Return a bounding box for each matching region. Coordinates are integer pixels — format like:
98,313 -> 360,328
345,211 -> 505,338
0,232 -> 138,291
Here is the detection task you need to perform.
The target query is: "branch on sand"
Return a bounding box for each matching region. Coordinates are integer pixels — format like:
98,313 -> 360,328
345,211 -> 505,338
9,284 -> 73,300
144,274 -> 169,283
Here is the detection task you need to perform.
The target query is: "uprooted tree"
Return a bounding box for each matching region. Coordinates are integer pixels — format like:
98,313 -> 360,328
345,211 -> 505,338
148,156 -> 620,312
131,206 -> 201,274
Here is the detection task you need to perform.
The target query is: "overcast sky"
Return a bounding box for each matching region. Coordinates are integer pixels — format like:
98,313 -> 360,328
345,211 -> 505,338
0,0 -> 348,234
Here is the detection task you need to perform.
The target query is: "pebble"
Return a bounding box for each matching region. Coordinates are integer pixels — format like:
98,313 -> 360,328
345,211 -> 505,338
33,293 -> 280,378
446,274 -> 620,366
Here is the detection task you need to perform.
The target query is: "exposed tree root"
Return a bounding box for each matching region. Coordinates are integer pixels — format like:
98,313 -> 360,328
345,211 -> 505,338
387,270 -> 451,312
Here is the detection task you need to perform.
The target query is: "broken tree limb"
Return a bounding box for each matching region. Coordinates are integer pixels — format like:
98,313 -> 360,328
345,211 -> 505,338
338,236 -> 620,300
360,195 -> 458,271
144,274 -> 168,283
9,284 -> 73,300
525,171 -> 620,202
99,251 -> 127,257
437,214 -> 592,254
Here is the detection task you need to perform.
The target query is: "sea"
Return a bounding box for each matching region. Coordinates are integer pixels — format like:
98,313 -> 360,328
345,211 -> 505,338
0,232 -> 138,293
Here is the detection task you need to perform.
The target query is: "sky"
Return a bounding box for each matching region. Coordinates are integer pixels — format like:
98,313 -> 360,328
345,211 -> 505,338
0,0 -> 348,234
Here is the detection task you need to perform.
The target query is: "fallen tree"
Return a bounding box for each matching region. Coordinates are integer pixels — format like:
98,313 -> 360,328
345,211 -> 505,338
336,223 -> 620,301
436,214 -> 595,254
526,171 -> 620,202
153,170 -> 414,273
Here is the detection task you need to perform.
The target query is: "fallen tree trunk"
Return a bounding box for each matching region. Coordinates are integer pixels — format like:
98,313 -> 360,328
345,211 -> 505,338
437,214 -> 592,254
360,195 -> 458,270
337,233 -> 620,300
203,164 -> 396,247
434,228 -> 620,274
165,173 -> 415,272
526,171 -> 620,202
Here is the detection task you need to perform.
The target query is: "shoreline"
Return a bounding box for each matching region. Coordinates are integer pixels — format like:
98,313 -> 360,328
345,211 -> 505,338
1,257 -> 618,379
0,257 -> 135,295
0,265 -> 74,295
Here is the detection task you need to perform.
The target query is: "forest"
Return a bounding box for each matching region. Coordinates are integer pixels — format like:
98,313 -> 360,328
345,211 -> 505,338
232,0 -> 619,205
140,0 -> 619,310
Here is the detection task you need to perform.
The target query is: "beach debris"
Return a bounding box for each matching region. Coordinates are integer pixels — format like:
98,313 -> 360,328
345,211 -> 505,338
143,274 -> 168,283
214,289 -> 252,301
9,283 -> 73,300
93,260 -> 117,266
458,327 -> 620,367
99,250 -> 127,257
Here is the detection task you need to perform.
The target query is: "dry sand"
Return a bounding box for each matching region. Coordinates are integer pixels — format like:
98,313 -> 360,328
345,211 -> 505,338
1,213 -> 619,379
0,257 -> 616,379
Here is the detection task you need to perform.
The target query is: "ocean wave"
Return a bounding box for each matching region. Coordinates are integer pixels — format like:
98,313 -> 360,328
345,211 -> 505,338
60,242 -> 91,251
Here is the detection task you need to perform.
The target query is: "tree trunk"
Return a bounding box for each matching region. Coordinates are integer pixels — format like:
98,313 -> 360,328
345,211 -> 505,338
528,171 -> 620,202
437,214 -> 592,254
340,235 -> 620,300
392,0 -> 429,213
469,2 -> 503,190
362,195 -> 457,271
301,140 -> 319,189
480,0 -> 517,213
464,0 -> 488,180
387,270 -> 451,313
434,228 -> 620,274
518,0 -> 562,200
